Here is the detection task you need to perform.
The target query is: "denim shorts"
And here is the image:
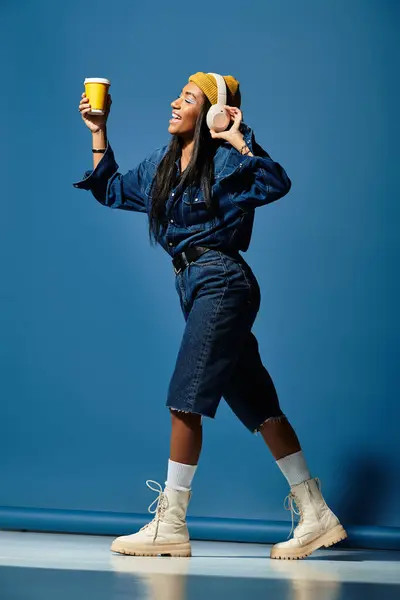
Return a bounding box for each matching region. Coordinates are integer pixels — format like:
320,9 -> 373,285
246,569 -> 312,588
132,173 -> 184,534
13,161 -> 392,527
166,249 -> 284,433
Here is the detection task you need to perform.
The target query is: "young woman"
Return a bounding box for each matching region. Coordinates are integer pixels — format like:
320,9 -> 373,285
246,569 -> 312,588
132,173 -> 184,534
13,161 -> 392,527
74,72 -> 347,560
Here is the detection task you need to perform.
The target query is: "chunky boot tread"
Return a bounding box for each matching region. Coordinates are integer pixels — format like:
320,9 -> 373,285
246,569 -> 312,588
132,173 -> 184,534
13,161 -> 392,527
111,548 -> 192,557
323,525 -> 348,547
111,541 -> 191,557
270,525 -> 348,560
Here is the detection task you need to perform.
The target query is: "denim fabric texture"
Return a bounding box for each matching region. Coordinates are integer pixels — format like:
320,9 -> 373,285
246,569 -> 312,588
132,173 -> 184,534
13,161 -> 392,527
168,249 -> 284,431
72,123 -> 291,257
73,122 -> 290,431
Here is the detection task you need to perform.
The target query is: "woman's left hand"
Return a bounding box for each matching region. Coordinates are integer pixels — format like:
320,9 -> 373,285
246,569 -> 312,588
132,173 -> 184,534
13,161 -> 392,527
209,106 -> 243,142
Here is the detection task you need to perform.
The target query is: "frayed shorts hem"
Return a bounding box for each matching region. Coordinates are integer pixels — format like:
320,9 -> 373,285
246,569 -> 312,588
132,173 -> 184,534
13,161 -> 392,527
252,414 -> 287,434
168,406 -> 216,420
167,406 -> 286,433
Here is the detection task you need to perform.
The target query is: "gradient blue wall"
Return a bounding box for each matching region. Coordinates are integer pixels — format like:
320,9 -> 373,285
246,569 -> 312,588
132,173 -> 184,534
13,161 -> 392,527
1,0 -> 398,549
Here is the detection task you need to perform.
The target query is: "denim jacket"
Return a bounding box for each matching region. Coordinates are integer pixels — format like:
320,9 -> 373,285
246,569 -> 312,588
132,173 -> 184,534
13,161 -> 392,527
72,123 -> 291,257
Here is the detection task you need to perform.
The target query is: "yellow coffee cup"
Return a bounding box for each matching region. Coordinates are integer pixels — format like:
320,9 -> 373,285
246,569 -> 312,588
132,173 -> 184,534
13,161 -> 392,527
84,77 -> 111,115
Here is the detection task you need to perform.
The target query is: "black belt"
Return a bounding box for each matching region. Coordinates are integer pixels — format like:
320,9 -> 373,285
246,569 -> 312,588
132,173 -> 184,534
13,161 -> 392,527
172,246 -> 211,275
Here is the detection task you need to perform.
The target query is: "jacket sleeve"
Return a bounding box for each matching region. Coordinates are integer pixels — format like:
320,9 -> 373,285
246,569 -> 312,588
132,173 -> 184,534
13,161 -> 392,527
72,140 -> 148,212
224,123 -> 292,210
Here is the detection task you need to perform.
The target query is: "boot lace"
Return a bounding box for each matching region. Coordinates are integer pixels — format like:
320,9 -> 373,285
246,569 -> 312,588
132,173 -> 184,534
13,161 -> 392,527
284,492 -> 302,540
138,480 -> 169,541
283,478 -> 321,540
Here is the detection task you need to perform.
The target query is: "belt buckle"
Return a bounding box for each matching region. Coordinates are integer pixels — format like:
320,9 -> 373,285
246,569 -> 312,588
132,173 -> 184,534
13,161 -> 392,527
173,251 -> 189,276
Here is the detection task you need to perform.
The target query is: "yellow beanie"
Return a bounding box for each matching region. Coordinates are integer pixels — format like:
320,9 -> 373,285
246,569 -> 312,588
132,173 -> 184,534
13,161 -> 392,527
188,72 -> 241,107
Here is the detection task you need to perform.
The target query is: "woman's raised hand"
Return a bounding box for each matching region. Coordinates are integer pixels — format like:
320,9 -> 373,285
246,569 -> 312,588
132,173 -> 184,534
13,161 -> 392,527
209,105 -> 243,142
78,92 -> 112,133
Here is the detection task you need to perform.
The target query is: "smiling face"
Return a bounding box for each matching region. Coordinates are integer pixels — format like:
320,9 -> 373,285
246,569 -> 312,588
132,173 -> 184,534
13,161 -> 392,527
168,82 -> 206,139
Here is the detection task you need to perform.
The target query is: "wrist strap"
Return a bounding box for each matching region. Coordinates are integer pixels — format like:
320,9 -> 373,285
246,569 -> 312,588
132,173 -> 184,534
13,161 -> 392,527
92,148 -> 106,153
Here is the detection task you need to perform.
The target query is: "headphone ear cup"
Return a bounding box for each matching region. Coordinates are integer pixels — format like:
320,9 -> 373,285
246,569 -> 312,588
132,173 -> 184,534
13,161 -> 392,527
207,104 -> 230,132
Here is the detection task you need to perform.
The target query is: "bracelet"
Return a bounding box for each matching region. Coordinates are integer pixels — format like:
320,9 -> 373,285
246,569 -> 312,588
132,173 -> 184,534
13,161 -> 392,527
240,143 -> 251,156
92,148 -> 106,153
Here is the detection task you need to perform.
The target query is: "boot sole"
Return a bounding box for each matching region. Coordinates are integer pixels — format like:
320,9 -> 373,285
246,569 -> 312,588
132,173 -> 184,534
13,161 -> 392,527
270,524 -> 348,560
110,540 -> 192,557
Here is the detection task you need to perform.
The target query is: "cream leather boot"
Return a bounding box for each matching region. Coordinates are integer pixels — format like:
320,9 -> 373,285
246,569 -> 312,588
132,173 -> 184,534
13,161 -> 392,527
111,481 -> 191,557
270,478 -> 347,560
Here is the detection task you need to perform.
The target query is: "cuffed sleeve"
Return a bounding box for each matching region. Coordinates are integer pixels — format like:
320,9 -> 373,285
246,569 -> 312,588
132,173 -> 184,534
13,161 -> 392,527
72,140 -> 147,213
225,123 -> 292,210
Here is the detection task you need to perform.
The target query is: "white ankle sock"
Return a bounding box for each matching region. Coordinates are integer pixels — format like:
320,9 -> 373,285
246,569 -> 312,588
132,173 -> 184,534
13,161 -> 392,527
165,459 -> 197,492
276,450 -> 312,487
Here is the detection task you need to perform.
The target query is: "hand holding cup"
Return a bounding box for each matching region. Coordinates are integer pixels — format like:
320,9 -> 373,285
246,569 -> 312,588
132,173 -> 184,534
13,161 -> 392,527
79,92 -> 112,133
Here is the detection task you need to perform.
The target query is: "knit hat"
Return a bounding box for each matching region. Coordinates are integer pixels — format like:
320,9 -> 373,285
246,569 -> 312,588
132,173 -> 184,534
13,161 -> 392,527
188,72 -> 241,108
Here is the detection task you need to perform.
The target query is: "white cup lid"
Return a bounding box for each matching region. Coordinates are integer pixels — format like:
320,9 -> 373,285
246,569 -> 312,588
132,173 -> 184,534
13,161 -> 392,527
84,78 -> 110,85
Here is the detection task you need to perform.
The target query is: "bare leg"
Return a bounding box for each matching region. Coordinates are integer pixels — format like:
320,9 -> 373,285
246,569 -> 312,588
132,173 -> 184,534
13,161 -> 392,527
169,410 -> 203,465
259,417 -> 301,460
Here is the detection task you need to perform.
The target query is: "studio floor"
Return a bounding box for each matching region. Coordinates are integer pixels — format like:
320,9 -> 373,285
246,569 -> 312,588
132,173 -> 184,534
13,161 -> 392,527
0,531 -> 399,599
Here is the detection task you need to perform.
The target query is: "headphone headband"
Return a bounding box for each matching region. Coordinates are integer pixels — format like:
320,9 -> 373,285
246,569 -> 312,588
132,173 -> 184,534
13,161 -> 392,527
207,72 -> 227,106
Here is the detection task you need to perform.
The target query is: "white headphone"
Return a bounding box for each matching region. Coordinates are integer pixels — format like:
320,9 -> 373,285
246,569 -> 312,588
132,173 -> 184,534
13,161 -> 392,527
206,72 -> 231,133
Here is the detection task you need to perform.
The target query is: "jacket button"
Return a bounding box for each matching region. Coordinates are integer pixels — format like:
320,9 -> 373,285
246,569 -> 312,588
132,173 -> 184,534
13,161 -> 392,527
171,192 -> 175,197
168,242 -> 173,246
170,219 -> 174,223
194,198 -> 198,202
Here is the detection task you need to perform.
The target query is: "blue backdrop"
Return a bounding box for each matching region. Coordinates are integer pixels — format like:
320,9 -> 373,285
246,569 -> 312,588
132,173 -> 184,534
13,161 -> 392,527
1,0 -> 398,550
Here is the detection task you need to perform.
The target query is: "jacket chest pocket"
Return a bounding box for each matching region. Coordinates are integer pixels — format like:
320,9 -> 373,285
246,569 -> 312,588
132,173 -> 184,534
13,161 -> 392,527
181,188 -> 214,229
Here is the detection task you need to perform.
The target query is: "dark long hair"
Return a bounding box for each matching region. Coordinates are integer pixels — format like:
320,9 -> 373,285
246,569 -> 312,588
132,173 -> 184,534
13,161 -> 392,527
148,96 -> 222,246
